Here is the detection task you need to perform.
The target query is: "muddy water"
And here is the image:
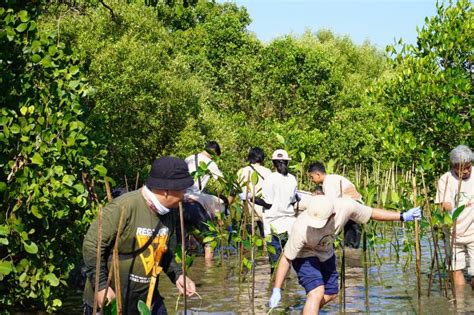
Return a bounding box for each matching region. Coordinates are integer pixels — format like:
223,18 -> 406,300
58,229 -> 474,314
155,233 -> 474,314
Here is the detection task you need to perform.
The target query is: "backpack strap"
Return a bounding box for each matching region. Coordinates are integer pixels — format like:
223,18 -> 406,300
118,219 -> 162,257
249,164 -> 265,181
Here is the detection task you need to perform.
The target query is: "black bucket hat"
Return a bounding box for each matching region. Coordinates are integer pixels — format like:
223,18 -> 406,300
145,156 -> 194,191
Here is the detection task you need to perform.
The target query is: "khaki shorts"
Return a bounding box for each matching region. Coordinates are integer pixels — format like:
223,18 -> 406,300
452,240 -> 474,274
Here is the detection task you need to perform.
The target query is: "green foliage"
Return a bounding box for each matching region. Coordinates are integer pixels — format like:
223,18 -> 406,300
0,6 -> 105,312
137,300 -> 151,315
50,1 -> 205,181
377,0 -> 473,172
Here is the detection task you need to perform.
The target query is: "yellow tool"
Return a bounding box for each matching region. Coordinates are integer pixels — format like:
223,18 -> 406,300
146,227 -> 169,309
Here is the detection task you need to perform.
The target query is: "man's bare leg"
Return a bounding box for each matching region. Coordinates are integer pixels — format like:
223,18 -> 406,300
453,270 -> 465,286
320,294 -> 337,307
303,285 -> 325,315
204,244 -> 213,261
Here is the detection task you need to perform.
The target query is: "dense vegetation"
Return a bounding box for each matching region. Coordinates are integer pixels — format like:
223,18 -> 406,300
0,0 -> 472,311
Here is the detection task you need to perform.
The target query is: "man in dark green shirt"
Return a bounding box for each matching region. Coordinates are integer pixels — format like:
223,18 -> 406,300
83,157 -> 196,314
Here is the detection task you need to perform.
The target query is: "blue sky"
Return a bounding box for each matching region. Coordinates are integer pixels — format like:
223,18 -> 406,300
222,0 -> 439,49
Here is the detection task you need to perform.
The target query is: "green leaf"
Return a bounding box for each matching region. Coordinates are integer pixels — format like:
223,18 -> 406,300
102,298 -> 117,315
44,273 -> 59,286
0,225 -> 10,235
62,174 -> 75,186
267,244 -> 276,255
48,46 -> 57,56
20,106 -> 28,116
16,23 -> 28,32
0,261 -> 13,275
53,299 -> 62,307
70,65 -> 79,75
250,171 -> 259,186
10,124 -> 20,134
276,133 -> 285,144
137,300 -> 151,315
31,54 -> 41,63
23,241 -> 38,254
30,205 -> 42,219
94,165 -> 107,176
0,182 -> 7,192
391,191 -> 400,204
31,152 -> 44,166
0,238 -> 8,245
452,204 -> 466,221
28,21 -> 36,31
18,10 -> 29,22
202,236 -> 215,243
443,213 -> 453,226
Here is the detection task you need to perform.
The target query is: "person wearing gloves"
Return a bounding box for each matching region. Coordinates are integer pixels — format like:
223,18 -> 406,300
308,162 -> 363,248
82,157 -> 197,315
435,145 -> 474,287
255,149 -> 299,273
237,147 -> 272,238
268,195 -> 421,314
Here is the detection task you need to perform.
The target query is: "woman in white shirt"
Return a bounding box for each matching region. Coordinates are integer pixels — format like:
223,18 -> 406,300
237,147 -> 272,238
256,149 -> 298,273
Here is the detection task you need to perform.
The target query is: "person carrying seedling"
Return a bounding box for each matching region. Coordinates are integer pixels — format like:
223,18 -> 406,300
237,147 -> 272,238
253,149 -> 299,273
308,162 -> 362,248
435,145 -> 474,287
82,157 -> 196,314
184,141 -> 226,260
268,194 -> 421,314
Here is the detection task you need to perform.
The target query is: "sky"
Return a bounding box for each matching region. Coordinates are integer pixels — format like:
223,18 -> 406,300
221,0 -> 439,49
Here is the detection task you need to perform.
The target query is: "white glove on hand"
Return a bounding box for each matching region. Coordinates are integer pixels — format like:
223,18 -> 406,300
268,287 -> 281,308
403,206 -> 422,221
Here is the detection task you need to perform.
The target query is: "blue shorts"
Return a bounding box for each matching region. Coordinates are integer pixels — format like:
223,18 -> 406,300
292,255 -> 339,295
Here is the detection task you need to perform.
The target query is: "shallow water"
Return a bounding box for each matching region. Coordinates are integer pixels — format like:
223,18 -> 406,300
30,228 -> 474,314
153,230 -> 474,314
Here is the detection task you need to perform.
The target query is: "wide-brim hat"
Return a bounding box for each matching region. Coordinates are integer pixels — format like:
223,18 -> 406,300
306,195 -> 335,229
145,157 -> 194,191
272,149 -> 291,161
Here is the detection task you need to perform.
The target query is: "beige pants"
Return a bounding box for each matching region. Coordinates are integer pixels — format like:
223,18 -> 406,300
452,239 -> 474,275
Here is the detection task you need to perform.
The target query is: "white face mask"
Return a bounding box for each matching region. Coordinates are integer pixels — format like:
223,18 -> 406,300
143,186 -> 170,215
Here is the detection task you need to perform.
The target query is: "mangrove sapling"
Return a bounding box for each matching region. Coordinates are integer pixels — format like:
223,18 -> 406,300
411,176 -> 422,299
421,173 -> 445,297
93,205 -> 103,315
250,171 -> 258,311
135,172 -> 140,190
105,177 -> 113,202
240,175 -> 251,276
338,180 -> 346,312
124,175 -> 129,192
178,202 -> 187,314
101,207 -> 126,313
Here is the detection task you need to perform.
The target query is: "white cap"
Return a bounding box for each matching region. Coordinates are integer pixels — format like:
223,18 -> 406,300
306,195 -> 334,228
272,149 -> 291,161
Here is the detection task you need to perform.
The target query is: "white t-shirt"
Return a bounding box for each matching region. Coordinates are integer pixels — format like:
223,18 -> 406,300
237,164 -> 272,219
185,153 -> 223,193
284,197 -> 372,261
262,172 -> 298,235
323,174 -> 362,201
435,171 -> 474,240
